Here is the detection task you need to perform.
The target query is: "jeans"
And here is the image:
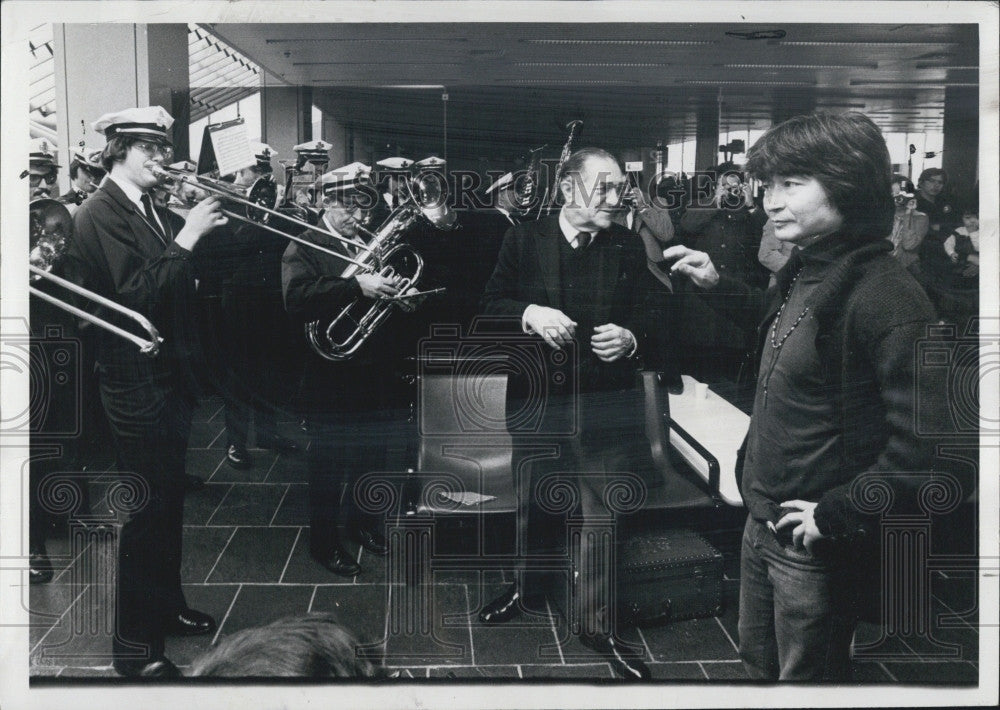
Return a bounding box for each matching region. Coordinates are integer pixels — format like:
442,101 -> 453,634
738,515 -> 858,681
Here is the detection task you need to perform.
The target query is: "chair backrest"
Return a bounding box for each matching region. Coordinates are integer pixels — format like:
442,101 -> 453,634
416,372 -> 515,513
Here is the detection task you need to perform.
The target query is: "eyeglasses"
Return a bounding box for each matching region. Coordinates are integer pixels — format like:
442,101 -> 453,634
31,172 -> 58,185
133,140 -> 174,161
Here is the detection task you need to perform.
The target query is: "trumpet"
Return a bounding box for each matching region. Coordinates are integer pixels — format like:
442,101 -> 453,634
305,169 -> 454,361
28,199 -> 162,356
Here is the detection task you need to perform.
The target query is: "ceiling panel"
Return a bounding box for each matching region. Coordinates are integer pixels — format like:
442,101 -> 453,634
200,21 -> 977,153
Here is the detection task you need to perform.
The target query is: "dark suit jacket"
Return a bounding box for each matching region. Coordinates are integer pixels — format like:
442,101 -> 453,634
481,215 -> 663,407
282,225 -> 414,415
62,178 -> 200,385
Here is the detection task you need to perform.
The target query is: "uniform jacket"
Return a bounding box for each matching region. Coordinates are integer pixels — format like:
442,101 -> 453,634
62,178 -> 202,389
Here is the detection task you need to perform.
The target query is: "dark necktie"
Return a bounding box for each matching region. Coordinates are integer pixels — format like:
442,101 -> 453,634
576,231 -> 591,249
140,193 -> 166,244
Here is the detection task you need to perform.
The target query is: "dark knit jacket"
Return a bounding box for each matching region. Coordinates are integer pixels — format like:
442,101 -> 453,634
712,235 -> 947,538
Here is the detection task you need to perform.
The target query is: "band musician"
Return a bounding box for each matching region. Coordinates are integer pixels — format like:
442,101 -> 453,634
60,145 -> 106,210
479,147 -> 669,680
61,106 -> 227,677
197,142 -> 301,470
281,162 -> 406,577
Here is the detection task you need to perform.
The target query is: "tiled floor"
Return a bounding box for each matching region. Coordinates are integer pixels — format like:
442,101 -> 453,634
28,396 -> 981,683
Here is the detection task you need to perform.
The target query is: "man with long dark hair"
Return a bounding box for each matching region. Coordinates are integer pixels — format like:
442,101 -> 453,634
666,113 -> 946,680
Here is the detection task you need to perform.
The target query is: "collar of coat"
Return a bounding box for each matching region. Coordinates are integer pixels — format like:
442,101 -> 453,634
772,233 -> 894,326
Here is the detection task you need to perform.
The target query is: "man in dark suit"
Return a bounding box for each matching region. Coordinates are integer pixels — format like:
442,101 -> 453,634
281,162 -> 404,577
479,147 -> 660,680
61,106 -> 225,677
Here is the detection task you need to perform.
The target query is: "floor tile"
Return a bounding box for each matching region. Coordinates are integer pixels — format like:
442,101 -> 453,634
269,484 -> 309,526
280,530 -> 355,584
262,453 -> 309,483
31,579 -> 115,668
217,584 -> 315,636
27,582 -> 86,650
207,483 -> 286,526
641,616 -> 739,663
310,584 -> 390,654
880,660 -> 979,683
470,614 -> 562,666
164,584 -> 241,665
181,526 -> 236,583
55,666 -> 114,677
192,397 -> 224,423
182,483 -> 230,526
521,663 -> 615,679
29,664 -> 67,677
384,582 -> 473,665
188,420 -> 226,449
209,454 -> 275,484
648,662 -> 707,680
700,660 -> 748,680
427,665 -> 520,678
206,527 -> 299,583
851,661 -> 893,682
186,449 -> 227,482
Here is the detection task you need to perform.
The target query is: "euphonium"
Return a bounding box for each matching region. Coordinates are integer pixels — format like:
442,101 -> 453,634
305,169 -> 454,361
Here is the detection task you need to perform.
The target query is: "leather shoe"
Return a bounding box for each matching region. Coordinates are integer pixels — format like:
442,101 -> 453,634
258,434 -> 299,454
478,582 -> 523,624
226,443 -> 253,470
352,527 -> 389,556
165,608 -> 217,637
183,474 -> 205,491
29,548 -> 53,585
579,633 -> 651,680
312,545 -> 361,577
113,656 -> 181,678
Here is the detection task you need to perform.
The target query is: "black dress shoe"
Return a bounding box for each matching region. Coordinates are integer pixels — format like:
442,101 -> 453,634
183,474 -> 206,491
312,545 -> 361,577
352,527 -> 389,556
165,608 -> 217,637
478,583 -> 523,624
29,549 -> 53,585
579,633 -> 651,680
258,434 -> 299,454
226,443 -> 253,470
113,656 -> 181,678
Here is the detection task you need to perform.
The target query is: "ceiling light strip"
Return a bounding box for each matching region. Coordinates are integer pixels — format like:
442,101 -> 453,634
265,38 -> 467,44
513,62 -> 671,67
721,64 -> 877,70
520,39 -> 714,46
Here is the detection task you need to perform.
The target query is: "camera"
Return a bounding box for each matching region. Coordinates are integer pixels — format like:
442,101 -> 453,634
0,323 -> 81,438
718,175 -> 746,210
417,318 -> 579,437
894,191 -> 915,206
915,318 -> 998,438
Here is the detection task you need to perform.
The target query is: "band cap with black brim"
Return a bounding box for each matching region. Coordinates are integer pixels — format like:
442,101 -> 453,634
92,106 -> 174,144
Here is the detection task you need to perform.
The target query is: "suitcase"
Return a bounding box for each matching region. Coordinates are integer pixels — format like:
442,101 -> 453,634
616,528 -> 724,627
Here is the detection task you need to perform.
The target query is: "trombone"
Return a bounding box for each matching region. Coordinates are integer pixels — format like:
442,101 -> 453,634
28,198 -> 163,356
30,266 -> 163,357
152,165 -> 376,269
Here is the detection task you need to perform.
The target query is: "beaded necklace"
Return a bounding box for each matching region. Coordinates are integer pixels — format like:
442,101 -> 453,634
761,271 -> 811,406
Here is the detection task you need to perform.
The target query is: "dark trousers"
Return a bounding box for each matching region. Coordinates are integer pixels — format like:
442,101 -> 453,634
220,288 -> 298,448
307,411 -> 391,552
100,366 -> 193,663
511,387 -> 648,637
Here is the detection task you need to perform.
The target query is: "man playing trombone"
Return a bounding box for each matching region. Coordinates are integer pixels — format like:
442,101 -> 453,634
61,106 -> 227,677
281,162 -> 401,577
